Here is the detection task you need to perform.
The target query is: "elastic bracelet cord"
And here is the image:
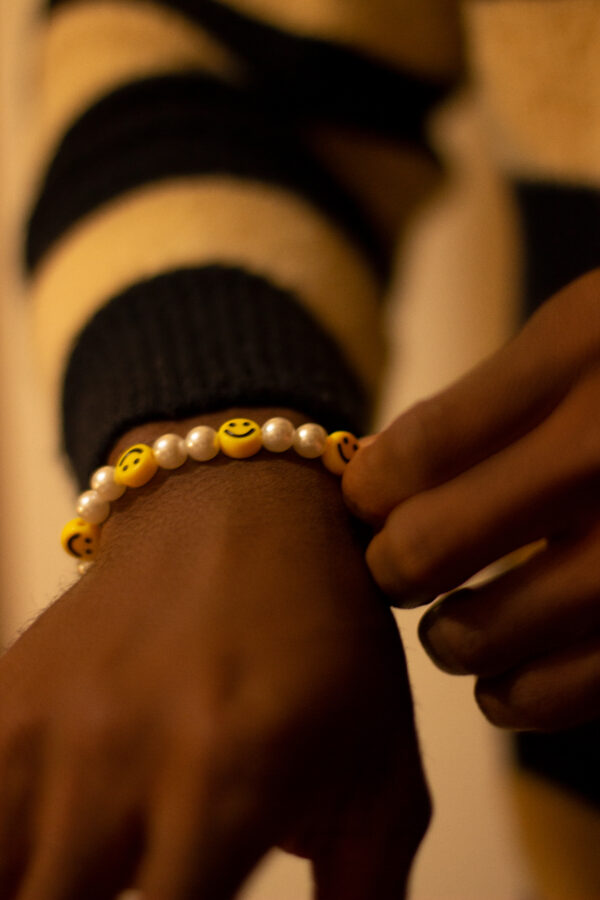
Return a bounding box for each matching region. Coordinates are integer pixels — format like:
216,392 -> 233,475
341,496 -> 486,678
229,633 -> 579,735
61,417 -> 359,571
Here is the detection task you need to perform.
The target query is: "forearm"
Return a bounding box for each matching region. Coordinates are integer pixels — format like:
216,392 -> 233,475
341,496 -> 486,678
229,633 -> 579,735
101,405 -> 368,577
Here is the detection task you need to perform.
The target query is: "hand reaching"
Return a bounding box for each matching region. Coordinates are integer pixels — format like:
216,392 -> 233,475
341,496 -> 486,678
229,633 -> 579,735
344,269 -> 600,731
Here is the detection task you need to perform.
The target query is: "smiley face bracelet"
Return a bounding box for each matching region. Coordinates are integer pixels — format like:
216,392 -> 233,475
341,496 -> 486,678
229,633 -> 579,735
61,418 -> 359,571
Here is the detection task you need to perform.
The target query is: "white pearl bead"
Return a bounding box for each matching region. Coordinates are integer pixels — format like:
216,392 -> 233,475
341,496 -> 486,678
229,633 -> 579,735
90,465 -> 126,501
262,417 -> 295,452
185,425 -> 219,461
293,423 -> 327,459
153,433 -> 188,469
76,490 -> 110,524
78,560 -> 94,575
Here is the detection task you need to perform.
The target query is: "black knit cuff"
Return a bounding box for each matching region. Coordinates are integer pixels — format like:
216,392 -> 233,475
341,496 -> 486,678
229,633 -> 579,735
62,266 -> 370,487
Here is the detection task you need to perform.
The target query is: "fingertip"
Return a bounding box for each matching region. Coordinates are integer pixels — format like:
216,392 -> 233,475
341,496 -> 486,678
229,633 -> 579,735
341,444 -> 388,527
343,418 -> 420,526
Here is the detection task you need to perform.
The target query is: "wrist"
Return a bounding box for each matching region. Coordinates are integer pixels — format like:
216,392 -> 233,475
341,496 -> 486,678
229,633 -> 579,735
97,407 -> 365,573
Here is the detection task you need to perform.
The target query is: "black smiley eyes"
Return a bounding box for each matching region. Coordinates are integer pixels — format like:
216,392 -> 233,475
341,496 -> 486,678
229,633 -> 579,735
119,447 -> 147,471
121,458 -> 141,471
342,436 -> 359,452
229,421 -> 250,428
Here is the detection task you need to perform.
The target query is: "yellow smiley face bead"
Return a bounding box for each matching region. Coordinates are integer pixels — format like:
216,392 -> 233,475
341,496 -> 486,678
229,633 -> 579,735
321,431 -> 360,475
218,418 -> 262,459
61,518 -> 101,560
114,443 -> 158,488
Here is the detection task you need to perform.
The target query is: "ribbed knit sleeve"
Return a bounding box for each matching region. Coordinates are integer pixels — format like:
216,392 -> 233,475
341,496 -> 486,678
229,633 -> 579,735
26,0 -> 462,487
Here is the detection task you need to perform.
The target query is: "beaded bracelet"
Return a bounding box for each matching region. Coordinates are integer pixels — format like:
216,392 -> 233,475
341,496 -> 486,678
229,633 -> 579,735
61,417 -> 359,572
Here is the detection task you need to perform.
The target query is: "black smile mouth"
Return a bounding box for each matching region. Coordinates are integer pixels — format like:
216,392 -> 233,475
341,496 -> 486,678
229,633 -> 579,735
337,444 -> 351,464
225,428 -> 256,438
67,534 -> 83,557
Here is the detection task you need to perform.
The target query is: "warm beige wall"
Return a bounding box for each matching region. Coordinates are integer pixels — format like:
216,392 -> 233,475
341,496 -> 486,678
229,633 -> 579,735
1,3 -> 532,897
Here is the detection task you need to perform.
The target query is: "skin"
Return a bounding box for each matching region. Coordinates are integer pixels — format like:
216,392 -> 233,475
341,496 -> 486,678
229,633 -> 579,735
343,268 -> 600,732
0,407 -> 429,900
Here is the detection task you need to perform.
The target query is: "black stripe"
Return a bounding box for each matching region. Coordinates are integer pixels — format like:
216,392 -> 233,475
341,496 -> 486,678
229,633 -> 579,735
515,181 -> 600,318
26,73 -> 387,274
62,265 -> 369,487
47,0 -> 453,141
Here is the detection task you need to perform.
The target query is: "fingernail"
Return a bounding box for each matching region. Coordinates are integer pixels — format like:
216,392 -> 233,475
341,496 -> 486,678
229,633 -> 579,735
418,606 -> 470,674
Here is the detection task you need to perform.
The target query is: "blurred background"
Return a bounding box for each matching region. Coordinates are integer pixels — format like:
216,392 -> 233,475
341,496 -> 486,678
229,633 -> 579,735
1,2 -> 535,897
